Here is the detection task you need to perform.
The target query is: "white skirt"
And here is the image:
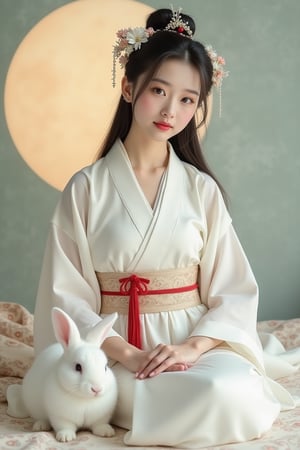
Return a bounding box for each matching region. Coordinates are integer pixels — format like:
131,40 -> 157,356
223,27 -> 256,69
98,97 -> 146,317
112,348 -> 281,448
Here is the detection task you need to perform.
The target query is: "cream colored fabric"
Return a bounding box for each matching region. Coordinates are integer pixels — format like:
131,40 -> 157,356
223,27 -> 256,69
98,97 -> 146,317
33,139 -> 298,448
117,350 -> 281,448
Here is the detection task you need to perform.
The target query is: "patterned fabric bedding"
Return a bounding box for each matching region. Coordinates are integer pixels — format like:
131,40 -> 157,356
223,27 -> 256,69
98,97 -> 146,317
0,302 -> 299,450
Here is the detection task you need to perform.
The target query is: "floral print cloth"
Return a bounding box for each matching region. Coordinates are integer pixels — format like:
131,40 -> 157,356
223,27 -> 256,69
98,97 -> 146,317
0,301 -> 299,449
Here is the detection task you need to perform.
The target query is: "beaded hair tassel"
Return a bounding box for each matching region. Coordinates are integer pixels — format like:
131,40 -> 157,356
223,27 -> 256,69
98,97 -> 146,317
205,45 -> 228,117
112,7 -> 228,116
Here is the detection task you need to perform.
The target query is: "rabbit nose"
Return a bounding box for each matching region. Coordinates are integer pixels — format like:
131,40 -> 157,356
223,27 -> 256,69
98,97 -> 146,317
91,386 -> 102,395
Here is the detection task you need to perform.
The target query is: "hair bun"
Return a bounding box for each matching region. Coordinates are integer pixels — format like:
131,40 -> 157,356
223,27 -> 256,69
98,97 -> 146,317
146,8 -> 195,36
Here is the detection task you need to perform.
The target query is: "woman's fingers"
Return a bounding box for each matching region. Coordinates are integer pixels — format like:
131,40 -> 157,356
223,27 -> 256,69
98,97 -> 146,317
136,344 -> 186,379
164,363 -> 187,372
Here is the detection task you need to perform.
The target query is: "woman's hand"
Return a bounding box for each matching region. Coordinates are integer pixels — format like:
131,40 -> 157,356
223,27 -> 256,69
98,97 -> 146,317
135,336 -> 223,379
116,344 -> 190,375
135,342 -> 198,379
103,335 -> 222,379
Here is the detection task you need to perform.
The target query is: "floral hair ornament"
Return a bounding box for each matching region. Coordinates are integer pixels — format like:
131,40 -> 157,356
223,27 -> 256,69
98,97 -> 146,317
112,27 -> 155,87
163,7 -> 193,37
111,7 -> 229,116
205,45 -> 229,117
112,7 -> 192,87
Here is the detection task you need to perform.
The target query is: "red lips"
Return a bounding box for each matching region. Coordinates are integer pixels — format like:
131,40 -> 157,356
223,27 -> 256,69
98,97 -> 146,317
154,122 -> 173,131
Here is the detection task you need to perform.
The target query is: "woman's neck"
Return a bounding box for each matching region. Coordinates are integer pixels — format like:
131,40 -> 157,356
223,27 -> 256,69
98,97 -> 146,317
123,133 -> 169,171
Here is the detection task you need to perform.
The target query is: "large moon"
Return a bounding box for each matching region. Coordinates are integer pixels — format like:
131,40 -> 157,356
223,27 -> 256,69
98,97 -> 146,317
4,0 -> 154,190
4,0 -> 210,191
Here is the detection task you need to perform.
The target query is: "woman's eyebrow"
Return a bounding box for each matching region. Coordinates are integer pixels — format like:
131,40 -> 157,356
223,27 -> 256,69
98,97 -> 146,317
151,77 -> 200,96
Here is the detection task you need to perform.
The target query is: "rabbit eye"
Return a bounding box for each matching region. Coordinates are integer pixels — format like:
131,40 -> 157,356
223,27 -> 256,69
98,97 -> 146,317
105,364 -> 108,372
75,363 -> 82,373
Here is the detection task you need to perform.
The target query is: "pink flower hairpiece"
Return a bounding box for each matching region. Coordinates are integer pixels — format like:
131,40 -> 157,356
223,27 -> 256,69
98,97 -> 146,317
205,45 -> 229,89
205,45 -> 229,117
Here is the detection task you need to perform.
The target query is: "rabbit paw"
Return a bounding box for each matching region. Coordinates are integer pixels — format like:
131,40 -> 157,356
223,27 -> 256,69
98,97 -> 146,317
56,429 -> 77,442
33,419 -> 52,431
92,423 -> 115,437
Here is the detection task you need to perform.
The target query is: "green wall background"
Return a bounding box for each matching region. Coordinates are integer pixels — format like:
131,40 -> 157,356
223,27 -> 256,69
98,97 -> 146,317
1,0 -> 299,320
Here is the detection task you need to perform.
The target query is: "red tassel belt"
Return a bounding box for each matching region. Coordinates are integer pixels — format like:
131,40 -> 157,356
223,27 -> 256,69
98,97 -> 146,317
96,266 -> 200,349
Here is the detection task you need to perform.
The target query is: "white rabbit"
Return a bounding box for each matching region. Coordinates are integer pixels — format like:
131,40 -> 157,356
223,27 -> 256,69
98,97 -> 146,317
7,307 -> 118,442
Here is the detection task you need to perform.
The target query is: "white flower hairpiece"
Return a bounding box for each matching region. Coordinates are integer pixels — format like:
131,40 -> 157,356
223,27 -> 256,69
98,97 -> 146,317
112,27 -> 155,84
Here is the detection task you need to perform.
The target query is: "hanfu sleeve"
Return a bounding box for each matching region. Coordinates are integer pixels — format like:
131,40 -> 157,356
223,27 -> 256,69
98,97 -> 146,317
190,176 -> 265,370
33,171 -> 121,355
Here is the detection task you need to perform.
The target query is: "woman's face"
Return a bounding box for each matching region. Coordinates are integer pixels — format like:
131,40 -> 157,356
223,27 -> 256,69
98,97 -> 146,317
123,58 -> 201,142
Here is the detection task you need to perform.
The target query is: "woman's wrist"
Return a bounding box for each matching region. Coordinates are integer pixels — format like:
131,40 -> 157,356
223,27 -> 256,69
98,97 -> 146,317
102,336 -> 138,365
185,335 -> 223,356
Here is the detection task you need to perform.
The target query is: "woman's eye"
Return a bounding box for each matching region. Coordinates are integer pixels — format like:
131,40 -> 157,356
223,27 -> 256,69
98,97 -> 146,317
182,97 -> 194,104
152,87 -> 165,96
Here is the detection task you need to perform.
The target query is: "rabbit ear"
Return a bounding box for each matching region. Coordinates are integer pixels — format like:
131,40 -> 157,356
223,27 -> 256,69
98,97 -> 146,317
85,312 -> 118,347
51,307 -> 81,350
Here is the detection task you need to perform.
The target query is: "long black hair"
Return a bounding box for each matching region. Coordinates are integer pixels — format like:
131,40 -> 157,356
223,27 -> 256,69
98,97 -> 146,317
97,8 -> 227,201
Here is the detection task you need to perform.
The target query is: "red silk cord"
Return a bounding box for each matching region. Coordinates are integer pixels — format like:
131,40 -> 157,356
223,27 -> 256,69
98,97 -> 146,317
101,274 -> 198,349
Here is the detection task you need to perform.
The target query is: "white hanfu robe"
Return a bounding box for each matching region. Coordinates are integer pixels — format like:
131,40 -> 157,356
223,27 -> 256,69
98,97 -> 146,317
34,139 -> 297,448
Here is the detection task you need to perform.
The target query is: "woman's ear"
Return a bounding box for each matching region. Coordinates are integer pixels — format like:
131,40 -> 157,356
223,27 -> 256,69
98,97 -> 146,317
121,76 -> 133,103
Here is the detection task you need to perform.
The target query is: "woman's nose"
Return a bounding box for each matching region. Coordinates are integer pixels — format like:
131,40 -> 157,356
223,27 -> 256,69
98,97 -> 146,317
160,102 -> 175,120
160,110 -> 174,120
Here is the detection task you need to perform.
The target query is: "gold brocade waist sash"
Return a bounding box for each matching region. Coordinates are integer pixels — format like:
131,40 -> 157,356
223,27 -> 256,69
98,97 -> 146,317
96,265 -> 201,315
96,266 -> 200,349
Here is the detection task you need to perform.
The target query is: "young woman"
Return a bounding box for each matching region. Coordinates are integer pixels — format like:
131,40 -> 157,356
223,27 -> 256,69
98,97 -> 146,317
33,8 -> 293,448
